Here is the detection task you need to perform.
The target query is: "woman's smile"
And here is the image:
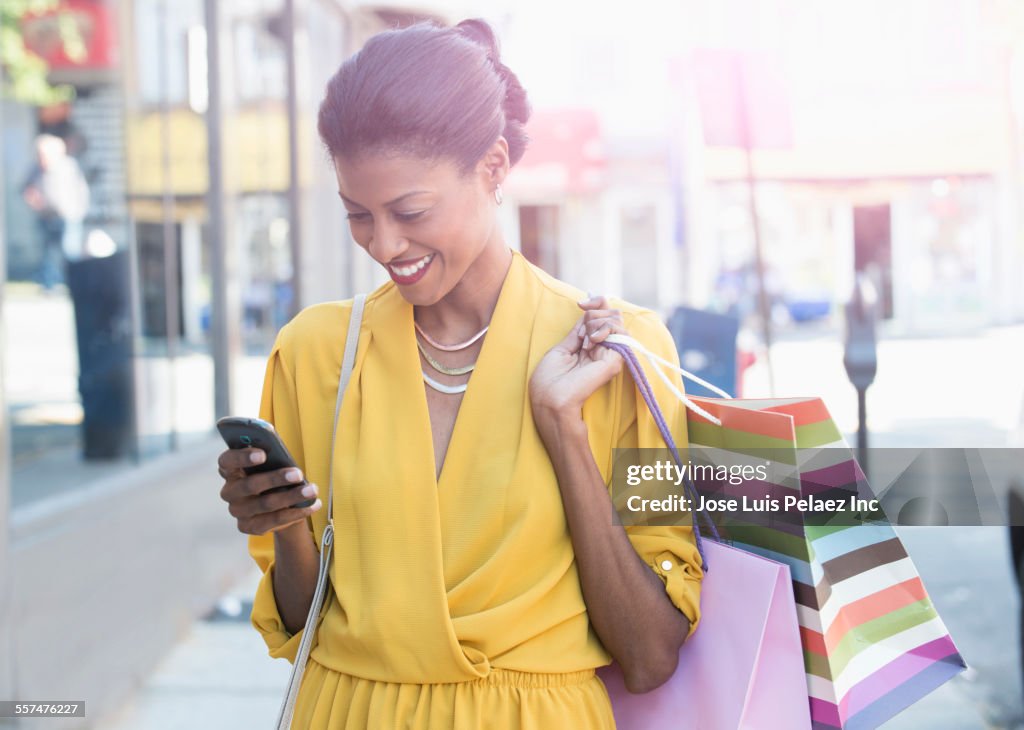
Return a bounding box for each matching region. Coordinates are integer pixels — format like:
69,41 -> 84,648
388,253 -> 435,285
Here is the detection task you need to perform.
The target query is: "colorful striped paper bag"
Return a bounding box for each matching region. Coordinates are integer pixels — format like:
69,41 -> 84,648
684,395 -> 966,730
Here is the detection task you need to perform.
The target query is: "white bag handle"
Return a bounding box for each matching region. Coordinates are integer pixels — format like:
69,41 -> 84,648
276,293 -> 366,730
604,333 -> 732,426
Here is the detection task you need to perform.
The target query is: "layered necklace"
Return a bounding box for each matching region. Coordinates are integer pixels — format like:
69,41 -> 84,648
415,320 -> 488,394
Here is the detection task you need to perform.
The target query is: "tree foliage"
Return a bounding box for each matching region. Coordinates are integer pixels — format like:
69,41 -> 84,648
1,0 -> 84,105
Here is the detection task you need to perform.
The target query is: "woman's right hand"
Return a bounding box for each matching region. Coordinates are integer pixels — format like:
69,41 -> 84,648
217,447 -> 322,536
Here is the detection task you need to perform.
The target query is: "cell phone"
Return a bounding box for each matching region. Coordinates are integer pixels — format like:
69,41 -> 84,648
216,416 -> 315,508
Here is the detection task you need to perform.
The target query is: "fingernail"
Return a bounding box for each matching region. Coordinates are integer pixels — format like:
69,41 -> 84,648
249,451 -> 265,464
310,499 -> 323,511
301,483 -> 318,498
285,469 -> 303,483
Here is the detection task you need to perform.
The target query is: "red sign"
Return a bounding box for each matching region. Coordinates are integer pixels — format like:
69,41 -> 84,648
683,49 -> 793,150
21,0 -> 118,70
516,109 -> 606,194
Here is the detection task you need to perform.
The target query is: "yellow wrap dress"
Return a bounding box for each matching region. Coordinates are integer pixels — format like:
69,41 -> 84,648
248,251 -> 703,729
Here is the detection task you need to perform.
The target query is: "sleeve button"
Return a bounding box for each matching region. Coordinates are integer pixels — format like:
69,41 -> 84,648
661,560 -> 673,571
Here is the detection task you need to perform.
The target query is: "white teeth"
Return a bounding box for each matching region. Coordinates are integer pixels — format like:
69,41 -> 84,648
390,254 -> 433,278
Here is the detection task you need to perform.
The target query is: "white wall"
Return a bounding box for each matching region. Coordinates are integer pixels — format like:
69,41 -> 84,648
993,171 -> 1024,325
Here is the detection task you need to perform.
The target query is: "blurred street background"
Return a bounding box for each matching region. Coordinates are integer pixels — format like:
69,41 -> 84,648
2,0 -> 1024,728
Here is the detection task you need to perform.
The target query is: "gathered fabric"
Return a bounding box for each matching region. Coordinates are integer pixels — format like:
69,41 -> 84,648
248,251 -> 703,728
292,658 -> 614,730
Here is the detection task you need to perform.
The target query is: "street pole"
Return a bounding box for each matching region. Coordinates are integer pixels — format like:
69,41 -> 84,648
158,0 -> 180,450
205,0 -> 235,419
735,57 -> 776,395
857,386 -> 869,481
284,0 -> 303,317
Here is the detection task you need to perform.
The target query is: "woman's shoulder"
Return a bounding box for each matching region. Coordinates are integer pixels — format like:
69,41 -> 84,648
271,282 -> 391,363
276,300 -> 351,349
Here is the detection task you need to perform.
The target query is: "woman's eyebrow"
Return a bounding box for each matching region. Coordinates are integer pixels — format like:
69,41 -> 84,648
338,191 -> 429,208
337,191 -> 363,208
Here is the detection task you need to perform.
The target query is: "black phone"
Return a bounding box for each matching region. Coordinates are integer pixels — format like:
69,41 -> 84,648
216,416 -> 315,508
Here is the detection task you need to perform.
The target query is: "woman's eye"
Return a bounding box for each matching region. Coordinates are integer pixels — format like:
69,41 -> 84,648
395,211 -> 425,222
346,212 -> 371,222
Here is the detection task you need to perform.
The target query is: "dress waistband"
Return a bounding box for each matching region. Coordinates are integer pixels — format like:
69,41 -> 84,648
471,668 -> 597,689
309,655 -> 598,689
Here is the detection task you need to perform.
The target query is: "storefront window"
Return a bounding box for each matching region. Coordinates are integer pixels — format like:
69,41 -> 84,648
3,70 -> 138,505
620,204 -> 659,309
2,0 -> 344,509
896,177 -> 995,330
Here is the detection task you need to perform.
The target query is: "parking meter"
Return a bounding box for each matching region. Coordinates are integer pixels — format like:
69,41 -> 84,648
843,281 -> 878,389
844,275 -> 878,474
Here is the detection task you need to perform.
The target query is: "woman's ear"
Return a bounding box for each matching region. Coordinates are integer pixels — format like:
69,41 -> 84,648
478,136 -> 511,191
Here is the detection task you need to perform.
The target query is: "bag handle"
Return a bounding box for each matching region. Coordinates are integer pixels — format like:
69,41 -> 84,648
601,338 -> 721,571
605,333 -> 732,425
276,294 -> 367,730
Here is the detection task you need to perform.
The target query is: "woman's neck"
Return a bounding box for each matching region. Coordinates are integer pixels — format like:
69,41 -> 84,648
414,244 -> 513,342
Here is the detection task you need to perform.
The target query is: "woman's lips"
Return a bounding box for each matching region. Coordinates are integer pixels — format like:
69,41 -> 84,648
388,253 -> 434,285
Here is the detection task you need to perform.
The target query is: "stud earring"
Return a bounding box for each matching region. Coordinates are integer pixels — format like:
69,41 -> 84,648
494,184 -> 503,206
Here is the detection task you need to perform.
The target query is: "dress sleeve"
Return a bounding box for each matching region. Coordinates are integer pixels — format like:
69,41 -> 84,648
616,310 -> 704,639
247,327 -> 310,663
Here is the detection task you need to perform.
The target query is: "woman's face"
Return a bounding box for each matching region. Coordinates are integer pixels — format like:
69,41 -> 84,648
333,150 -> 505,307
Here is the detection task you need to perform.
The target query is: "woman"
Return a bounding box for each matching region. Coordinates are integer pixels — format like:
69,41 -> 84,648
218,19 -> 702,729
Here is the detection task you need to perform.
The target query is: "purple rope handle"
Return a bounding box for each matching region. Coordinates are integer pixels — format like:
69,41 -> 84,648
602,341 -> 720,571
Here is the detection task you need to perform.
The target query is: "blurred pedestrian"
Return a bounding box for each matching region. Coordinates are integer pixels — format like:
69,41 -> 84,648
37,100 -> 89,158
21,133 -> 90,292
217,19 -> 702,729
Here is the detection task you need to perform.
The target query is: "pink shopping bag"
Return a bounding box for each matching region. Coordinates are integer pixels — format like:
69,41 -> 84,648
597,540 -> 811,730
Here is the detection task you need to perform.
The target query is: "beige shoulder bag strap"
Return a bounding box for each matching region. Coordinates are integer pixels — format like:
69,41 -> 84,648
276,293 -> 367,730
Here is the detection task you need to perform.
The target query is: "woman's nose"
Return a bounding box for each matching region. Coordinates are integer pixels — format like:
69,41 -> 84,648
367,220 -> 408,263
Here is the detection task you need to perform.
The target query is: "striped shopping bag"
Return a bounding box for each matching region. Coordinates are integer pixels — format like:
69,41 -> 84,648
607,335 -> 966,730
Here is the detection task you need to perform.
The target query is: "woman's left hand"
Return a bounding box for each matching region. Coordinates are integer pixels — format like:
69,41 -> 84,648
529,295 -> 626,420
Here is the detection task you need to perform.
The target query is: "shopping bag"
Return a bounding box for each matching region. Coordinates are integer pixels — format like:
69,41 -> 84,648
685,395 -> 966,730
605,334 -> 967,730
597,540 -> 811,730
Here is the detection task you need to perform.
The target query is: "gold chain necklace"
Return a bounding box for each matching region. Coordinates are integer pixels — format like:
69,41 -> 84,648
416,338 -> 476,376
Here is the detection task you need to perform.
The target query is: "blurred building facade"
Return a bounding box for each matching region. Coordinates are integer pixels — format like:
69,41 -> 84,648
680,0 -> 1024,336
0,0 -> 455,723
498,0 -> 1024,335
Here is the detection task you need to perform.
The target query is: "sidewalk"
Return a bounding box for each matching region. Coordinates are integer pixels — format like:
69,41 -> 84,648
886,527 -> 1022,729
98,571 -> 290,730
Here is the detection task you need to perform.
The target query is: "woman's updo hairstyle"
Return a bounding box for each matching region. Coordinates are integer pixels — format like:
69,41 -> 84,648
317,19 -> 531,173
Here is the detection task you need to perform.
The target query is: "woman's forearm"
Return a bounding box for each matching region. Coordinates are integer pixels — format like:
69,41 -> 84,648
535,408 -> 689,693
271,521 -> 322,635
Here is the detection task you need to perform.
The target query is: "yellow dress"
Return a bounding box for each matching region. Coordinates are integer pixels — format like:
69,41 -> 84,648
249,251 -> 703,729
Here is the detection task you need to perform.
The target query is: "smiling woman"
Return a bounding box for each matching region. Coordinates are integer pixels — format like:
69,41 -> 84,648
217,18 -> 703,730
331,151 -> 507,307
